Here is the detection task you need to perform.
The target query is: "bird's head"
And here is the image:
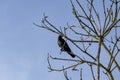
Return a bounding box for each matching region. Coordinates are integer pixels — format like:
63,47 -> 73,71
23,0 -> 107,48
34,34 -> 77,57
58,35 -> 63,40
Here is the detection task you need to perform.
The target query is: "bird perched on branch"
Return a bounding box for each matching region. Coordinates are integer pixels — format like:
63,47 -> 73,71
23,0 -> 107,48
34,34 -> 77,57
57,35 -> 76,58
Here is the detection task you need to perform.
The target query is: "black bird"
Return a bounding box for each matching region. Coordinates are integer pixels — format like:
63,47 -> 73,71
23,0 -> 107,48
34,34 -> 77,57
57,35 -> 76,58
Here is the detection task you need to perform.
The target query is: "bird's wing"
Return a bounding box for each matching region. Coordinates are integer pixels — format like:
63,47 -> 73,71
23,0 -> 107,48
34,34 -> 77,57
63,42 -> 71,51
58,38 -> 65,47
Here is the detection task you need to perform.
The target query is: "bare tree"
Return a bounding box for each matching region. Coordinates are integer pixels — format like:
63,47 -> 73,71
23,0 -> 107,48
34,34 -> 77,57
34,0 -> 120,80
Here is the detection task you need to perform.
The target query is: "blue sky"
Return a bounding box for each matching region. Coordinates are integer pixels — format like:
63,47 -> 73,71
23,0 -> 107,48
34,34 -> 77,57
0,0 -> 75,80
0,0 -> 120,80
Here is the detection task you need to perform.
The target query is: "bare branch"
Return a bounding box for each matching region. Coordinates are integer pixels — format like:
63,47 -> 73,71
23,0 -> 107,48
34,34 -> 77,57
76,0 -> 99,36
34,0 -> 120,79
80,68 -> 83,80
89,65 -> 96,80
96,37 -> 102,80
50,56 -> 79,62
63,71 -> 71,80
103,15 -> 120,37
102,42 -> 120,72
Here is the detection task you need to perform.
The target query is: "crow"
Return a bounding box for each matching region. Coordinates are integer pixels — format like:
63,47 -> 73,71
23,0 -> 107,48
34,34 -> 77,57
57,35 -> 75,58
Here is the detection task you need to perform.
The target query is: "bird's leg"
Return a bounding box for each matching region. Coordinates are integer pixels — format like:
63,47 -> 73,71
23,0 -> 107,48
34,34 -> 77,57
59,43 -> 65,54
60,41 -> 66,52
60,47 -> 64,54
59,48 -> 62,54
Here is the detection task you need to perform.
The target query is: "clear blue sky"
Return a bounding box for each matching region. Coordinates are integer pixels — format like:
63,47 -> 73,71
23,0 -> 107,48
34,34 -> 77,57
0,0 -> 120,80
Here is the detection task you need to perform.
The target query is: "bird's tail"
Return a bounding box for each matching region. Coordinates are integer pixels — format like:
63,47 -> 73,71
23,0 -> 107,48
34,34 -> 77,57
68,51 -> 76,58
